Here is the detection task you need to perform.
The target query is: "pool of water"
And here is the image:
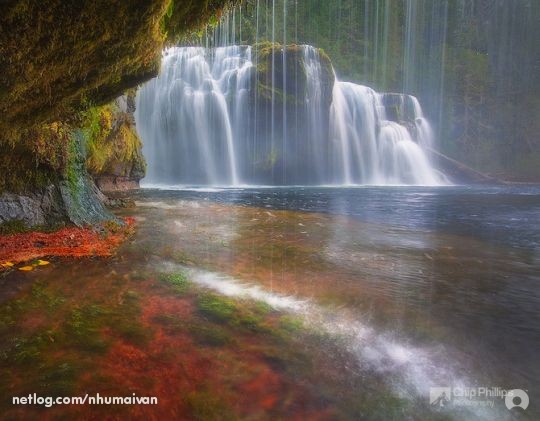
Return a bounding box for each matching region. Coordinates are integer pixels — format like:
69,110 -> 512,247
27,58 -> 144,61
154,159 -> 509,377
1,185 -> 538,419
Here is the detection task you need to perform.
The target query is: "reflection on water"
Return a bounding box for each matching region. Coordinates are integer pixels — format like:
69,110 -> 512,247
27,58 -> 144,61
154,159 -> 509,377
130,186 -> 540,415
0,185 -> 538,419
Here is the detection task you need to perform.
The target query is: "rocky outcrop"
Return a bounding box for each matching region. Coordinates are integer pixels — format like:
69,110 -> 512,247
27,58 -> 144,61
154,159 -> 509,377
0,0 -> 234,230
0,93 -> 144,230
244,43 -> 336,183
0,0 -> 236,143
0,186 -> 65,228
254,43 -> 335,109
0,130 -> 116,230
87,92 -> 146,193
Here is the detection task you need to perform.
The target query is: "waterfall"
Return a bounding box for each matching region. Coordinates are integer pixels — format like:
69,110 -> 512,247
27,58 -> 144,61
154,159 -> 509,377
136,45 -> 447,187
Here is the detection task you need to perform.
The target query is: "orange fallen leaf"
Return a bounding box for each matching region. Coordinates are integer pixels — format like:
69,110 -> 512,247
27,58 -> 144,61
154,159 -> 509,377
18,266 -> 34,272
1,262 -> 14,268
36,260 -> 50,266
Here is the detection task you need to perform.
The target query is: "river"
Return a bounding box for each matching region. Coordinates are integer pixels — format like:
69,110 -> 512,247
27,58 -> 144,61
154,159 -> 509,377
1,185 -> 538,419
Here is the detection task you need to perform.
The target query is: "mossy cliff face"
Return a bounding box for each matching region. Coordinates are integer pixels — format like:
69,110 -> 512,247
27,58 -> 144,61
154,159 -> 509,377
0,94 -> 148,228
0,0 -> 235,229
85,92 -> 147,192
0,129 -> 112,228
0,0 -> 236,140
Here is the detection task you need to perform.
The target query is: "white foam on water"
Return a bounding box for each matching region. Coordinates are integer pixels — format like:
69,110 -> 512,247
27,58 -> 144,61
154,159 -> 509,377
157,264 -> 506,419
182,268 -> 457,387
188,269 -> 308,312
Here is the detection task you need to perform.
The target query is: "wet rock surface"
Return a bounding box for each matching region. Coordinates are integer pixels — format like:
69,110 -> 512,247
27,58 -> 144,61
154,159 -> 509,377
0,186 -> 64,227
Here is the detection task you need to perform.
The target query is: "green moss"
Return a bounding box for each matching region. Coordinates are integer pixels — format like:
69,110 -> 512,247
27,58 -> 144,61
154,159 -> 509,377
1,333 -> 53,365
0,219 -> 27,235
0,1 -> 236,140
163,0 -> 239,43
59,129 -> 116,226
160,271 -> 190,293
254,42 -> 307,105
279,315 -> 304,333
115,321 -> 152,347
0,122 -> 68,194
252,300 -> 273,316
0,220 -> 64,235
69,304 -> 144,349
197,293 -> 237,323
0,282 -> 66,318
83,104 -> 114,173
106,290 -> 153,348
30,283 -> 66,311
196,293 -> 274,334
0,0 -> 234,198
253,42 -> 335,113
84,99 -> 146,181
65,306 -> 109,353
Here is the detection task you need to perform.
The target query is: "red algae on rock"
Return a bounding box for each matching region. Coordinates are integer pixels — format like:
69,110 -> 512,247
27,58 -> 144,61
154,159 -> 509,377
0,217 -> 135,267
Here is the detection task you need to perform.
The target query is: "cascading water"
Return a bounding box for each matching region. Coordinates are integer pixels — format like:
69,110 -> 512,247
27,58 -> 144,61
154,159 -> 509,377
135,45 -> 447,186
135,47 -> 248,185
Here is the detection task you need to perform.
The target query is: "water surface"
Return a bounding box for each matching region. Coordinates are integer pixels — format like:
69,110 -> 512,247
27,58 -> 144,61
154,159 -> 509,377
1,185 -> 538,419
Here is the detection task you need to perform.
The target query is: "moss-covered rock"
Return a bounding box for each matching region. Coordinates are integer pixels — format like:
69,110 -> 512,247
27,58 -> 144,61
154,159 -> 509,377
254,43 -> 334,109
0,0 -> 236,141
241,43 -> 335,184
59,130 -> 114,226
0,128 -> 115,228
0,0 -> 235,227
86,92 -> 147,192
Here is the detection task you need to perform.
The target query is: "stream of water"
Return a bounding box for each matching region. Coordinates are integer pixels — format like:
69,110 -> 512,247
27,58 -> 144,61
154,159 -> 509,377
1,185 -> 538,419
129,185 -> 539,419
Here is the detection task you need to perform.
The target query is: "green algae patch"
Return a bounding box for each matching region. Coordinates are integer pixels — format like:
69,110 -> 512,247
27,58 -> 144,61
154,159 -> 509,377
109,290 -> 153,348
197,293 -> 237,323
2,332 -> 54,365
65,305 -> 110,354
160,271 -> 191,293
195,293 -> 278,336
38,361 -> 81,397
278,315 -> 304,333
